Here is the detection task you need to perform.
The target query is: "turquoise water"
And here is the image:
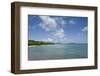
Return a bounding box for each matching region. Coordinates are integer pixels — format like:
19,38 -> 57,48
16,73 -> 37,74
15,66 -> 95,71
28,44 -> 88,60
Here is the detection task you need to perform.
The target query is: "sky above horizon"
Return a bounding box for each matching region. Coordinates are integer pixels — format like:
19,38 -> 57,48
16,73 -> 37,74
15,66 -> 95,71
28,15 -> 88,43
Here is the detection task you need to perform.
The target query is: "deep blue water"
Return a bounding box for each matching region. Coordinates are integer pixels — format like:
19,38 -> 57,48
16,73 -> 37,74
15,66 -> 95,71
28,44 -> 88,60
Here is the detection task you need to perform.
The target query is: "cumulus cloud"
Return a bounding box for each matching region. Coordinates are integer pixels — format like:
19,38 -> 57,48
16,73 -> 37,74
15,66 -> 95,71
39,16 -> 57,31
69,19 -> 76,24
47,38 -> 53,42
41,38 -> 53,42
54,17 -> 66,25
53,28 -> 64,38
39,16 -> 66,41
82,26 -> 88,32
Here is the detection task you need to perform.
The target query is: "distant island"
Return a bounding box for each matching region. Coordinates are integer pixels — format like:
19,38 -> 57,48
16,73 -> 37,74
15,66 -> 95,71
28,40 -> 87,46
66,43 -> 87,45
28,40 -> 55,46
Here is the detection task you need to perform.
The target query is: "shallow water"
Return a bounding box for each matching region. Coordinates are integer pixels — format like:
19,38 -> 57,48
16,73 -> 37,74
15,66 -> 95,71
28,44 -> 88,60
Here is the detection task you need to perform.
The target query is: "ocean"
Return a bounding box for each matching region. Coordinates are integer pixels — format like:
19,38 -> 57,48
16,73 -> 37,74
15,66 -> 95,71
28,44 -> 88,60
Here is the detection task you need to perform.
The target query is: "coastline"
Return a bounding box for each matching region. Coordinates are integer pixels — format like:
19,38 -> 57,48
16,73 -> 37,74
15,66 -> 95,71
28,45 -> 38,47
28,43 -> 87,47
28,44 -> 56,47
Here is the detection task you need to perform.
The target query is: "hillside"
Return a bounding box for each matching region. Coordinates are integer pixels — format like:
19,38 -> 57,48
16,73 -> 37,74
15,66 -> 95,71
28,40 -> 55,46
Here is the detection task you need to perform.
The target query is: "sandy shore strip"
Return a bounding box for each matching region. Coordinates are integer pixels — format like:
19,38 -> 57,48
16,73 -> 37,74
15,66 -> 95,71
28,45 -> 38,47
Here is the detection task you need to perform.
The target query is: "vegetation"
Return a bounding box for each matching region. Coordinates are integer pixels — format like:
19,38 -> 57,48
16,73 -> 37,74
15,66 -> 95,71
28,40 -> 55,46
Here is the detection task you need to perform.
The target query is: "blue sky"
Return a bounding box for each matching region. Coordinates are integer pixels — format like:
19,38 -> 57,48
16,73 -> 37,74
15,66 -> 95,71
28,15 -> 88,43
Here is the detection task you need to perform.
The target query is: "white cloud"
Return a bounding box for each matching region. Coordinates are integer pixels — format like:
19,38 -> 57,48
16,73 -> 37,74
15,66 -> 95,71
63,37 -> 67,40
39,16 -> 57,31
82,26 -> 88,32
53,28 -> 64,38
41,38 -> 53,42
47,38 -> 53,42
60,37 -> 67,41
69,19 -> 76,24
54,17 -> 66,25
39,16 -> 66,40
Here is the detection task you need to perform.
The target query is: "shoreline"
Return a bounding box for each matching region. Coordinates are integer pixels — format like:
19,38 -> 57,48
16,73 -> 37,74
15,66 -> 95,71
28,45 -> 39,47
28,43 -> 87,47
28,44 -> 57,47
